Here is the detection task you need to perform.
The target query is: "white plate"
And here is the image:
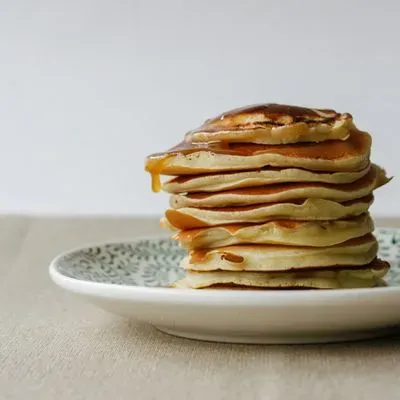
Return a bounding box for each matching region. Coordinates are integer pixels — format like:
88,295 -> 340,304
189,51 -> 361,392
49,228 -> 400,344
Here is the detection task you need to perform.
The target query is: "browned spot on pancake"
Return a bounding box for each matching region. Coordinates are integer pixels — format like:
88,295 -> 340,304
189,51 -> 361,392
220,253 -> 244,263
189,250 -> 244,264
189,250 -> 243,264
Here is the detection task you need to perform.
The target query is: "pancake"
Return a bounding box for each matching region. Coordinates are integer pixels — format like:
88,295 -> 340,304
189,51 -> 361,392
173,258 -> 389,289
165,196 -> 374,229
202,280 -> 388,289
186,103 -> 354,145
163,165 -> 371,193
181,234 -> 378,272
170,164 -> 388,209
173,214 -> 374,249
145,131 -> 371,190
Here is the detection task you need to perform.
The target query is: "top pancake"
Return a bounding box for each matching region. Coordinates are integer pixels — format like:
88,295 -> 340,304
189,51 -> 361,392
145,130 -> 371,180
186,103 -> 354,145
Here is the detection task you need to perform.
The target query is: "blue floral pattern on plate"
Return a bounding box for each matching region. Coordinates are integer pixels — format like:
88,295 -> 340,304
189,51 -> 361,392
55,228 -> 400,287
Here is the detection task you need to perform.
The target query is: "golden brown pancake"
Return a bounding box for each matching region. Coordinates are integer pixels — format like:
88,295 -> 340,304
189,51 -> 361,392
163,165 -> 371,193
181,234 -> 378,272
186,103 -> 354,145
199,280 -> 388,289
145,130 -> 371,192
165,196 -> 374,229
172,258 -> 390,289
170,164 -> 388,208
173,214 -> 374,249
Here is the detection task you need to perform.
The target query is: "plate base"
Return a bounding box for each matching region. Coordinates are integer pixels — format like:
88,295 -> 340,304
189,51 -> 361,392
156,326 -> 399,344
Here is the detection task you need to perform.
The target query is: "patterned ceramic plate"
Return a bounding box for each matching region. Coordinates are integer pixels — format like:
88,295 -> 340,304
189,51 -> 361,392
50,228 -> 400,344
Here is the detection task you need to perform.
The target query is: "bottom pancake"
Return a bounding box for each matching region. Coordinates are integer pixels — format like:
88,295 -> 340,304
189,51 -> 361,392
172,258 -> 390,289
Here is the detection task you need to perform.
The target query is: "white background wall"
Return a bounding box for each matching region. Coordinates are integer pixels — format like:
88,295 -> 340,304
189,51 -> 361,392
0,0 -> 398,216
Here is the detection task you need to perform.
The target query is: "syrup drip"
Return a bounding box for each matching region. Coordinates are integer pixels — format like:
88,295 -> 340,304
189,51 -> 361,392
151,173 -> 161,193
146,156 -> 173,193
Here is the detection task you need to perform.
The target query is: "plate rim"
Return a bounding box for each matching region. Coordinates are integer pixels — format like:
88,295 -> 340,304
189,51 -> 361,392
49,229 -> 400,306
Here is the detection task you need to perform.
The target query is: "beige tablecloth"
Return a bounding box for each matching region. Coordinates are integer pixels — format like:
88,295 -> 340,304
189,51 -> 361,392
1,216 -> 400,400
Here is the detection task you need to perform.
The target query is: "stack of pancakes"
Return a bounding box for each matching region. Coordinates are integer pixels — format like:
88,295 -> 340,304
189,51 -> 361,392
145,104 -> 391,290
